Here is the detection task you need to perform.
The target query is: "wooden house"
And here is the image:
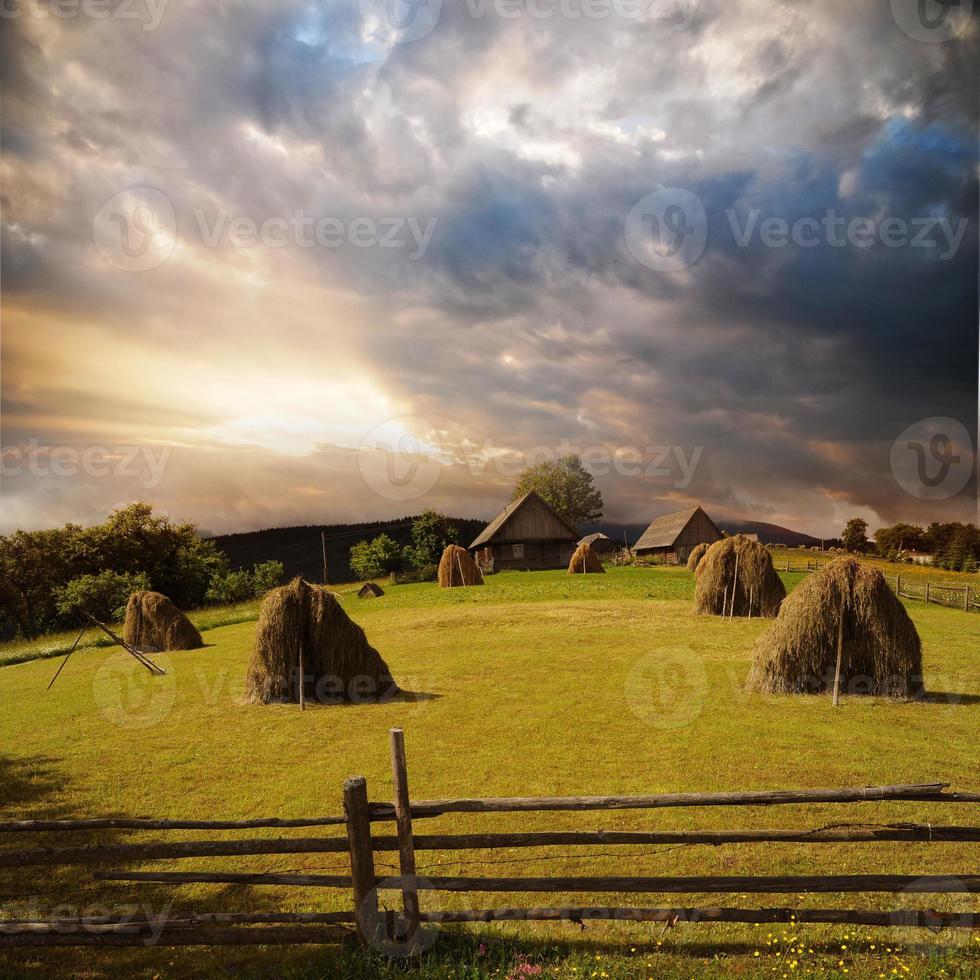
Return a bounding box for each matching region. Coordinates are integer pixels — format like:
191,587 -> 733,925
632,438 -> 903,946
470,491 -> 580,571
632,505 -> 723,563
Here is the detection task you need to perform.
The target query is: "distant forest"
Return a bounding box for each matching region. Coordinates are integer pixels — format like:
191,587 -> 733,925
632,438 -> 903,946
210,516 -> 487,584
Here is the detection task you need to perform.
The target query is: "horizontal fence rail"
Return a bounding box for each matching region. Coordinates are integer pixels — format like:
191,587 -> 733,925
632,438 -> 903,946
2,730 -> 977,951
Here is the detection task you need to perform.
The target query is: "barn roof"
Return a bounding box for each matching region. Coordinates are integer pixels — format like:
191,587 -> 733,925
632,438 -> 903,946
579,532 -> 612,546
470,491 -> 580,548
633,505 -> 718,550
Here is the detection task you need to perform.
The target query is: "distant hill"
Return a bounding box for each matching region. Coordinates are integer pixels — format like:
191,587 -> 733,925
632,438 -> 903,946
209,516 -> 487,584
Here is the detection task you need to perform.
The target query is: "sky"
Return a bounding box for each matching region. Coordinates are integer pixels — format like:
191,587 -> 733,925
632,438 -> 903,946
1,0 -> 978,538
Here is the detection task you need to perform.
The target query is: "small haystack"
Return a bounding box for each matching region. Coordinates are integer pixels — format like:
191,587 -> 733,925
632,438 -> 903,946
693,535 -> 786,618
123,591 -> 203,652
568,541 -> 605,574
358,582 -> 385,598
242,578 -> 396,704
686,542 -> 710,573
747,556 -> 924,697
438,544 -> 484,587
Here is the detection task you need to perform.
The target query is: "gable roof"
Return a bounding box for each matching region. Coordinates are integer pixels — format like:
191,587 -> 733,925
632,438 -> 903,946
579,532 -> 612,546
470,490 -> 580,548
633,505 -> 718,550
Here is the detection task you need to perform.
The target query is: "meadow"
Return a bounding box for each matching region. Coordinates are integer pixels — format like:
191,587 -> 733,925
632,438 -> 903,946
1,566 -> 978,979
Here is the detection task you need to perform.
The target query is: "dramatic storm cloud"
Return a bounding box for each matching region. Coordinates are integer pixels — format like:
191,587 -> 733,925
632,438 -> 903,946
1,0 -> 977,536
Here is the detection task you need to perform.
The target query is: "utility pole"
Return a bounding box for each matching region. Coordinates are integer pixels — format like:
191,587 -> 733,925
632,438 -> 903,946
321,530 -> 329,584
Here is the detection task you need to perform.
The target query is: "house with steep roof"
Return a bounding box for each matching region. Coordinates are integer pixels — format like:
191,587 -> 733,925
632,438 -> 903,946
632,505 -> 723,563
470,491 -> 580,571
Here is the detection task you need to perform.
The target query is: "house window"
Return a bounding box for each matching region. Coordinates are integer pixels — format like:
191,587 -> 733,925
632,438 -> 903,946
512,543 -> 525,559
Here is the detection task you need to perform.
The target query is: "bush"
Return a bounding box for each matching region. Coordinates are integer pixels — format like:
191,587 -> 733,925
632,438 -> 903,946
55,571 -> 151,624
205,561 -> 283,605
350,534 -> 402,579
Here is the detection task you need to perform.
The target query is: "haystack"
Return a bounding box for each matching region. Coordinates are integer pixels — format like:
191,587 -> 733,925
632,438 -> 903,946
747,556 -> 924,697
437,545 -> 484,587
568,541 -> 605,574
693,535 -> 785,617
242,578 -> 396,704
686,542 -> 710,573
123,591 -> 203,652
358,582 -> 384,598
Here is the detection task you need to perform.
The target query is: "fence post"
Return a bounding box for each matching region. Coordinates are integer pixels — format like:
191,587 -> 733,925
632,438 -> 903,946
965,587 -> 970,612
344,776 -> 379,946
390,728 -> 421,949
896,574 -> 902,598
926,582 -> 930,604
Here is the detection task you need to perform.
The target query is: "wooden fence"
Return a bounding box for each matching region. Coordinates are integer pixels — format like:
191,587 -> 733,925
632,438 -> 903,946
2,730 -> 978,951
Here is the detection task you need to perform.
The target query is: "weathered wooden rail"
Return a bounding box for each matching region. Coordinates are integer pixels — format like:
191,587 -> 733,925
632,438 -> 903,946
1,730 -> 977,951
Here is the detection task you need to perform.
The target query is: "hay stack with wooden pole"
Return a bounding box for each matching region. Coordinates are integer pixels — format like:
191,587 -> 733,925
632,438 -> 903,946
686,542 -> 710,574
747,556 -> 924,698
242,578 -> 396,704
437,544 -> 484,587
123,591 -> 203,652
567,541 -> 605,574
693,535 -> 785,618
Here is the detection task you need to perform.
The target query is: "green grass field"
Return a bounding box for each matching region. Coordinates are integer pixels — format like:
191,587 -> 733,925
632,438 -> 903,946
1,567 -> 978,978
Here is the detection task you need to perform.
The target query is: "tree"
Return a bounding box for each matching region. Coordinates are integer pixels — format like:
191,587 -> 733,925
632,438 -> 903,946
404,510 -> 459,569
512,455 -> 603,525
874,523 -> 924,559
349,534 -> 402,580
55,571 -> 151,624
841,518 -> 869,554
205,561 -> 284,605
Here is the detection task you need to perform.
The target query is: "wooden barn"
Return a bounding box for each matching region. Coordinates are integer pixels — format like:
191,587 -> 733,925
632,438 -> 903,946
470,491 -> 580,572
578,532 -> 618,557
632,505 -> 723,564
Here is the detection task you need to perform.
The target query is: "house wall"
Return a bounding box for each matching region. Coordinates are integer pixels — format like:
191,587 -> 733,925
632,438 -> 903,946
490,540 -> 577,571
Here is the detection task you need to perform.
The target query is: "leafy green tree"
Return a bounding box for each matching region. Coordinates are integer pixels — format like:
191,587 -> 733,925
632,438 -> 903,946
55,571 -> 151,624
874,523 -> 924,559
405,510 -> 459,569
205,570 -> 257,605
349,534 -> 402,580
512,455 -> 603,525
841,518 -> 869,554
251,561 -> 284,595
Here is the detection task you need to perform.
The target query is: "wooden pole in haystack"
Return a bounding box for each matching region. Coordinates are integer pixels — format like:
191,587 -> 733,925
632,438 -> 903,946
455,553 -> 465,587
832,593 -> 846,707
729,552 -> 740,620
390,729 -> 420,948
46,626 -> 89,691
748,587 -> 754,621
722,584 -> 729,618
298,644 -> 305,711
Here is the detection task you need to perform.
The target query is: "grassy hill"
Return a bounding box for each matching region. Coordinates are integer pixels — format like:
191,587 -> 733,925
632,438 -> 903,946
1,567 -> 978,978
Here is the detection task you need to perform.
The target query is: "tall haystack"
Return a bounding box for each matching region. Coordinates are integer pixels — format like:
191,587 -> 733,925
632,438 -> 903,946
747,556 -> 924,697
123,591 -> 203,652
693,535 -> 785,618
242,578 -> 396,704
438,544 -> 484,587
686,542 -> 710,573
568,541 -> 605,574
